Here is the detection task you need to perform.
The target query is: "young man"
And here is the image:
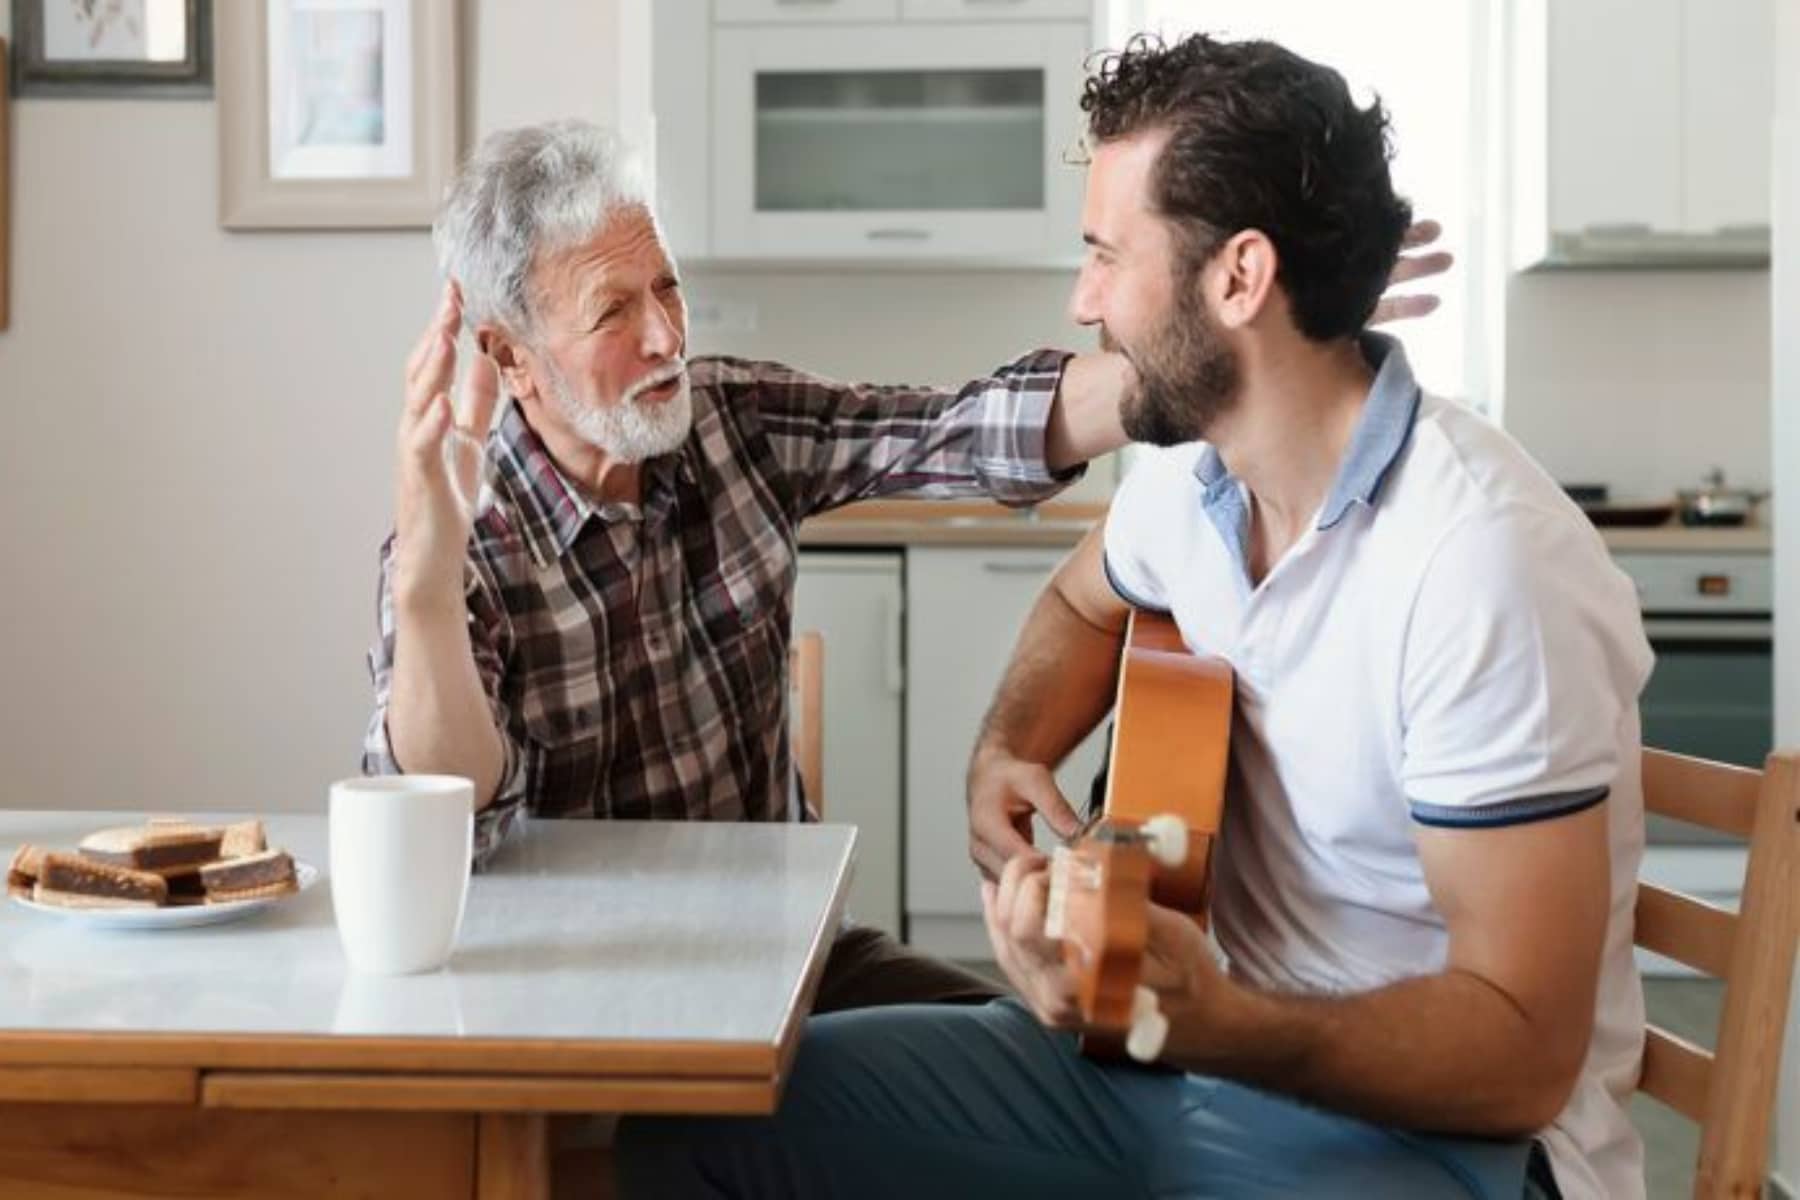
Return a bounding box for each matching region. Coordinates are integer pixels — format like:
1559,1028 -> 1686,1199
618,35 -> 1650,1199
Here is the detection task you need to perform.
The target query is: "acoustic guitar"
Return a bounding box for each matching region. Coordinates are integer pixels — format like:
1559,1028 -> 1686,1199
1044,609 -> 1233,1062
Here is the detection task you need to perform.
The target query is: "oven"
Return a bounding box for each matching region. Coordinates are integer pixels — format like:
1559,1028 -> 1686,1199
1615,551 -> 1773,846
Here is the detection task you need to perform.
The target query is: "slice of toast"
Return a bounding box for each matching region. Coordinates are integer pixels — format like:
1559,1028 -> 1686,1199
199,848 -> 295,900
218,819 -> 267,861
7,844 -> 45,899
203,877 -> 299,905
35,852 -> 169,907
32,885 -> 163,910
79,824 -> 224,877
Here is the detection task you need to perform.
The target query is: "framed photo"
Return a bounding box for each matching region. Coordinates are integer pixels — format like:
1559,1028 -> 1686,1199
218,0 -> 457,229
1,37 -> 10,330
9,0 -> 212,97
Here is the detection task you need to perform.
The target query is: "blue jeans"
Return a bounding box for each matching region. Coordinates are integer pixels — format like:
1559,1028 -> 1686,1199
617,998 -> 1553,1199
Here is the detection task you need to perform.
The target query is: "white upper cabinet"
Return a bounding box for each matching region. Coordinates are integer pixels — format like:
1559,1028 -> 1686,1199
1681,0 -> 1776,234
1545,0 -> 1683,237
1512,0 -> 1772,267
900,0 -> 1091,20
651,0 -> 1094,266
715,0 -> 901,24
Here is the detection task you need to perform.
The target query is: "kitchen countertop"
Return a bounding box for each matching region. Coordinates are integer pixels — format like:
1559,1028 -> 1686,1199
798,501 -> 1772,554
799,501 -> 1105,549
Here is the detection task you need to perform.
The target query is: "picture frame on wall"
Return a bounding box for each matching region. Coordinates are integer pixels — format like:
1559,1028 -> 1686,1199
1,37 -> 10,331
9,0 -> 212,97
218,0 -> 457,230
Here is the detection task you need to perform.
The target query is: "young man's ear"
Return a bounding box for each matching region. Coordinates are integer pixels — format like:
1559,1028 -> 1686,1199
1211,229 -> 1280,331
476,326 -> 534,403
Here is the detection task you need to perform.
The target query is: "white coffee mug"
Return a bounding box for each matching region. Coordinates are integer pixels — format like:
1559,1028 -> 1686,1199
329,775 -> 474,975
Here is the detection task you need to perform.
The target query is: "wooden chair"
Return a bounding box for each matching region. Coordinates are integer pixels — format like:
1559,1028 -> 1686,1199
789,631 -> 824,819
1635,748 -> 1800,1198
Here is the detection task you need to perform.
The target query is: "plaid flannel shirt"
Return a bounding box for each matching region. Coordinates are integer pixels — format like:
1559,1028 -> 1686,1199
363,352 -> 1077,863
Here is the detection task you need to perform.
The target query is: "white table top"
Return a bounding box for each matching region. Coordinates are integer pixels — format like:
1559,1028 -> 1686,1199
0,812 -> 855,1078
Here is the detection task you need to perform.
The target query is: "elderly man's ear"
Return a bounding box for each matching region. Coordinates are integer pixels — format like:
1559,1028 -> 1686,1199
475,328 -> 535,402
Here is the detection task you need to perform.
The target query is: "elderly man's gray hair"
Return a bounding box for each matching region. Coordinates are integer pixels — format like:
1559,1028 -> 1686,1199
434,119 -> 651,338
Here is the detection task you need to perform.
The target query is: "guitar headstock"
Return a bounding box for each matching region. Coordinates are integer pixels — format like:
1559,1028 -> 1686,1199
1045,816 -> 1186,1062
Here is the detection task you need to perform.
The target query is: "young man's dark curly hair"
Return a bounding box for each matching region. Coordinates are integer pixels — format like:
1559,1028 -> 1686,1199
1081,33 -> 1413,342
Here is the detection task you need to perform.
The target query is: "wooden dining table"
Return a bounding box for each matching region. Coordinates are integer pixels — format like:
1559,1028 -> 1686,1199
0,811 -> 856,1198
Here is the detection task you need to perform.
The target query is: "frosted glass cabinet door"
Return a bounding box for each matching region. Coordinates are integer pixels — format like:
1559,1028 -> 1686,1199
712,21 -> 1088,262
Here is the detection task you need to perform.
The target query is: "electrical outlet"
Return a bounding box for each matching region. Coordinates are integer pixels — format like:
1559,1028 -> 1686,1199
687,300 -> 759,334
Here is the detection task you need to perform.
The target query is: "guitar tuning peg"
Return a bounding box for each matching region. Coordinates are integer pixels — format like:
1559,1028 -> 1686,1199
1141,815 -> 1189,869
1045,847 -> 1073,940
1126,986 -> 1169,1063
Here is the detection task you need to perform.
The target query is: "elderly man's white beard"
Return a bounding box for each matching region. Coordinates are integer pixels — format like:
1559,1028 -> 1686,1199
545,358 -> 693,464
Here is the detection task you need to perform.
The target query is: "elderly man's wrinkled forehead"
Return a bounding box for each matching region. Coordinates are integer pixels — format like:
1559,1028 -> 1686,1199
528,204 -> 673,321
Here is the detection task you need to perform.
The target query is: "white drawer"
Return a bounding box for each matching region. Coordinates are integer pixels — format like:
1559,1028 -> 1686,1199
1613,552 -> 1773,614
902,0 -> 1090,20
715,0 -> 900,23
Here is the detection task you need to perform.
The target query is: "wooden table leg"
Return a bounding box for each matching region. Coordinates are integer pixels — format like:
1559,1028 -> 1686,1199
0,1102 -> 475,1197
478,1112 -> 551,1200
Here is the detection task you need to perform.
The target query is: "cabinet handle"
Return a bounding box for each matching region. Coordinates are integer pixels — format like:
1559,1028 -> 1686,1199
775,0 -> 840,6
883,592 -> 906,695
981,561 -> 1058,574
866,228 -> 931,241
962,0 -> 1030,5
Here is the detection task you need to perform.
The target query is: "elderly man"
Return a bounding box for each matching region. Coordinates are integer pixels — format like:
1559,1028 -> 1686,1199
364,119 -> 1445,1011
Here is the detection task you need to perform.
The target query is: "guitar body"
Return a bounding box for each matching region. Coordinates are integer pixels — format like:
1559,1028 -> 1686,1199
1101,611 -> 1234,914
1048,609 -> 1233,1061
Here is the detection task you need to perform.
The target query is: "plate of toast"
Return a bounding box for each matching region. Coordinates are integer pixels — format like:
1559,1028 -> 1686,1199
5,819 -> 317,930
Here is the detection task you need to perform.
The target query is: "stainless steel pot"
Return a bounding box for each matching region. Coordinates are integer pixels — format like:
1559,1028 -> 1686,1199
1678,468 -> 1768,527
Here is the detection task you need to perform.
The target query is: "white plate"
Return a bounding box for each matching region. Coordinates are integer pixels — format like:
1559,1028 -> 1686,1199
8,861 -> 319,930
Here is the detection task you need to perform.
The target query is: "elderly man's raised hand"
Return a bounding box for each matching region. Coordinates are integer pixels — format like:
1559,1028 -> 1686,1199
393,283 -> 500,614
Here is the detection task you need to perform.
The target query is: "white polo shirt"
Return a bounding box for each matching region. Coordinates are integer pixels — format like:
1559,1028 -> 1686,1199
1104,334 -> 1653,1200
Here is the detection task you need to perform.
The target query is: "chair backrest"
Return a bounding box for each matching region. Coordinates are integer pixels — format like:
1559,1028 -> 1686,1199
788,632 -> 824,819
1634,748 -> 1800,1197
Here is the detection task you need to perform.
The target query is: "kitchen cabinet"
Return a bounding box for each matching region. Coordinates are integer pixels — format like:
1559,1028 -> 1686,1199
716,0 -> 899,24
900,0 -> 1090,20
1681,0 -> 1776,234
651,0 -> 1092,266
794,552 -> 906,936
904,547 -> 1108,958
1512,0 -> 1773,267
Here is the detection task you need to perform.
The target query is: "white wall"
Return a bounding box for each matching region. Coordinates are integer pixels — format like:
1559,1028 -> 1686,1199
1770,0 -> 1799,1187
683,266 -> 1120,502
0,0 -> 1108,819
684,267 -> 1095,404
0,0 -> 622,814
1504,270 -> 1770,500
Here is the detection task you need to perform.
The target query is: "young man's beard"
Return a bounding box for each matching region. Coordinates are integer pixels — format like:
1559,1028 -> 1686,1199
1111,301 -> 1240,447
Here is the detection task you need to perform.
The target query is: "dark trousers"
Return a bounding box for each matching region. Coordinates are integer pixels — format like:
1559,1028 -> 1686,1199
812,924 -> 1004,1013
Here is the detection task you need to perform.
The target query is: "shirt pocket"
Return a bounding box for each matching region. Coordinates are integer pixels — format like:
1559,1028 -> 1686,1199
696,524 -> 793,650
509,617 -> 605,816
